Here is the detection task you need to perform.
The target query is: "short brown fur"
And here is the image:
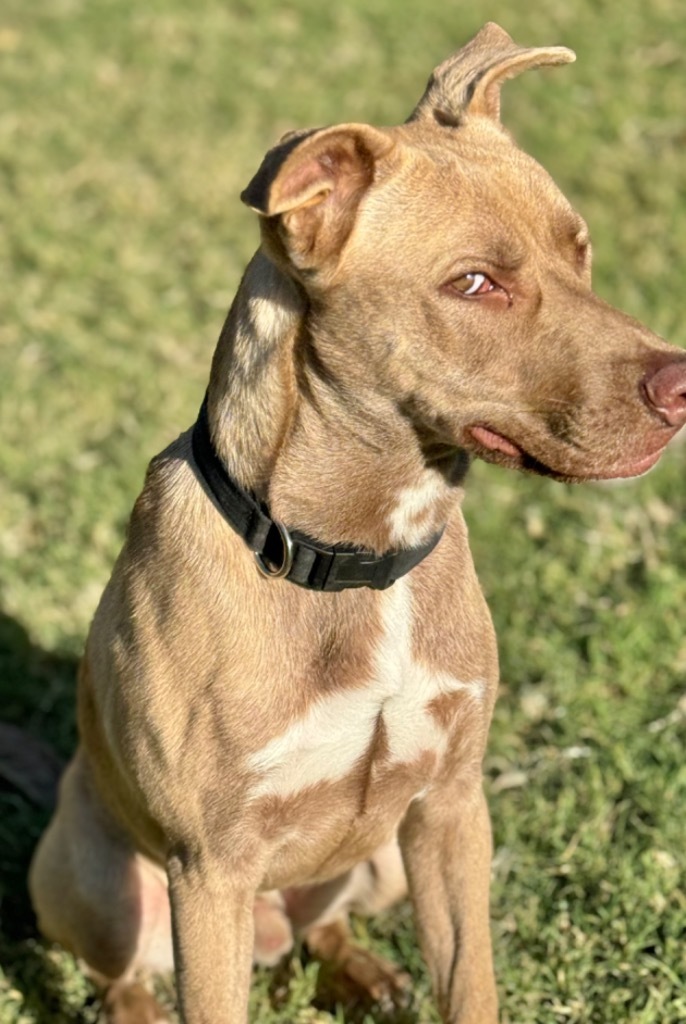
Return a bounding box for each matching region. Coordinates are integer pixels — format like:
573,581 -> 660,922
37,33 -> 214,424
30,23 -> 686,1024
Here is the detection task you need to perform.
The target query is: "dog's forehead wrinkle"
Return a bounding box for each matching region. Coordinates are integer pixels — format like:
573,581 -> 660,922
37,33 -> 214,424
351,140 -> 574,277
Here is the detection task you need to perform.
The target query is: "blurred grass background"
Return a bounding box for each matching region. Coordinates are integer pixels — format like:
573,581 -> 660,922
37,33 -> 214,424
0,0 -> 684,1021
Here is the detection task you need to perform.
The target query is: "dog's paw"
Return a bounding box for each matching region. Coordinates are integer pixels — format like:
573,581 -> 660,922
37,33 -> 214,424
102,982 -> 171,1024
329,943 -> 412,1013
253,893 -> 295,967
306,920 -> 411,1014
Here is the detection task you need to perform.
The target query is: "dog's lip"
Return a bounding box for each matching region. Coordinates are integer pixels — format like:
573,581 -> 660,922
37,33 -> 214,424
567,433 -> 676,480
467,424 -> 524,460
595,446 -> 663,480
466,423 -> 669,480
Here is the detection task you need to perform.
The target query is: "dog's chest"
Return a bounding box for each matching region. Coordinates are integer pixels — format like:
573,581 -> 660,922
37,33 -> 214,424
246,579 -> 485,804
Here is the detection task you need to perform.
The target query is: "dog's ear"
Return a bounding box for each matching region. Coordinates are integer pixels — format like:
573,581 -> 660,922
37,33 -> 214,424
408,22 -> 575,126
241,124 -> 394,271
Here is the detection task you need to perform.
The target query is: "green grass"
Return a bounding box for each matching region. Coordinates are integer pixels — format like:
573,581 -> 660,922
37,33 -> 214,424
1,0 -> 685,1021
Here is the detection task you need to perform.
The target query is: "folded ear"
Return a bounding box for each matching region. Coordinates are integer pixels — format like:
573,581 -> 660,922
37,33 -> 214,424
408,22 -> 575,126
241,124 -> 394,271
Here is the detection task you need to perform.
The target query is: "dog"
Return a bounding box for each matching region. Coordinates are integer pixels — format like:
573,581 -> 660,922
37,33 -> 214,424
29,22 -> 686,1024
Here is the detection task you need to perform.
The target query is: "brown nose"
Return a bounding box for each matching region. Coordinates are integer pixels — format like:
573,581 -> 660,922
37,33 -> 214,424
642,358 -> 686,428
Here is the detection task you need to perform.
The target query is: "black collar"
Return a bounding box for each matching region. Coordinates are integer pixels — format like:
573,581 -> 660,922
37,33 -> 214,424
190,396 -> 444,592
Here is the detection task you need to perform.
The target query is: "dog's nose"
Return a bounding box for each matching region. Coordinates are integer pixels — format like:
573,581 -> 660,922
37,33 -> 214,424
642,358 -> 686,428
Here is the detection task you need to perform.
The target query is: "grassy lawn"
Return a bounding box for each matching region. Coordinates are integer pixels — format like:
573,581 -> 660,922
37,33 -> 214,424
1,1 -> 685,1021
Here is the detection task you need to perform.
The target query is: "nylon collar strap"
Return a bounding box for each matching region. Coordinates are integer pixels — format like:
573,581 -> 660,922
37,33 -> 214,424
191,396 -> 443,592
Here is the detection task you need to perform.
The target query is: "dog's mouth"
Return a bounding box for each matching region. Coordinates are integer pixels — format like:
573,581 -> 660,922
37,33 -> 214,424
466,423 -> 669,482
465,423 -> 563,477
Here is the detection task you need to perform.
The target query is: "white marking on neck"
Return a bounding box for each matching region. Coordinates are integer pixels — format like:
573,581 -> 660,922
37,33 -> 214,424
388,471 -> 448,547
247,292 -> 298,344
247,579 -> 484,799
245,253 -> 304,344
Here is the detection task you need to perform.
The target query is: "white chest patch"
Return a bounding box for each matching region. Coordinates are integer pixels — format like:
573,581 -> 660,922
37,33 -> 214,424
247,579 -> 484,799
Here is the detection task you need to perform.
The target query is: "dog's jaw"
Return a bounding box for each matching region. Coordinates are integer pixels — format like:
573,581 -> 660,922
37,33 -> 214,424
464,421 -> 673,482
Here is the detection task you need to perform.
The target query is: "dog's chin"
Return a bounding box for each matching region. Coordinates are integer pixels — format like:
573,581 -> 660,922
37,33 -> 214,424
465,424 -> 668,483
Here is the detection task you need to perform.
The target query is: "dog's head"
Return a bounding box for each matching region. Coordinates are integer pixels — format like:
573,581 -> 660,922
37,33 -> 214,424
241,23 -> 686,482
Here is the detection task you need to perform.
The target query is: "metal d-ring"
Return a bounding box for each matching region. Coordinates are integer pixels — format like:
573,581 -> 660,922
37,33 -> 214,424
254,521 -> 294,579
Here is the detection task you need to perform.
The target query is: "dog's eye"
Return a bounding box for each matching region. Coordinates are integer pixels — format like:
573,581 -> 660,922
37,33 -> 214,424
451,272 -> 496,296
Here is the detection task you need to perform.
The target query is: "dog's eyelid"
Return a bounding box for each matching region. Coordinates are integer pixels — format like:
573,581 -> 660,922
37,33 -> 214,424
442,253 -> 522,280
489,257 -> 524,275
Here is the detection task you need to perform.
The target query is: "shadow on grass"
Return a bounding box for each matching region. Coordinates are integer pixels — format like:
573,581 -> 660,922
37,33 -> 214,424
0,611 -> 79,760
0,609 -> 78,931
0,611 -> 96,1022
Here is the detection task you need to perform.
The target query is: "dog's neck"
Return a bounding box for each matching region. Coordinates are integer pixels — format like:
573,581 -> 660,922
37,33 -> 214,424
207,250 -> 465,553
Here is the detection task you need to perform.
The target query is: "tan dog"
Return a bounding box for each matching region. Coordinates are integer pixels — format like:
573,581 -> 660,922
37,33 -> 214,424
29,23 -> 686,1024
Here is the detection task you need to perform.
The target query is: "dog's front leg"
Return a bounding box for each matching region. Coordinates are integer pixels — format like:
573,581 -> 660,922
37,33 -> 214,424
399,784 -> 497,1024
167,851 -> 258,1024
